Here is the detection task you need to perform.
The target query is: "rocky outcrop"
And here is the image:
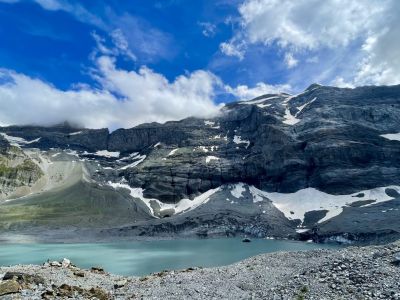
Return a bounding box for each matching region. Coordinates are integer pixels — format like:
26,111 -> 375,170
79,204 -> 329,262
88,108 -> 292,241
0,146 -> 43,200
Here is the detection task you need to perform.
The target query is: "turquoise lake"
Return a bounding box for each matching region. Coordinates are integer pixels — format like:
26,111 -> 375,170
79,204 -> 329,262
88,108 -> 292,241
0,238 -> 340,276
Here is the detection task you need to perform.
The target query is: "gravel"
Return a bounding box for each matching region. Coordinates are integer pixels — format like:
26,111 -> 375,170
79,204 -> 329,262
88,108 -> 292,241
1,240 -> 400,299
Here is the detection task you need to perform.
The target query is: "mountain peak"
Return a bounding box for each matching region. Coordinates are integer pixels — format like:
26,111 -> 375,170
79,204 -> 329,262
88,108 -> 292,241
305,83 -> 322,91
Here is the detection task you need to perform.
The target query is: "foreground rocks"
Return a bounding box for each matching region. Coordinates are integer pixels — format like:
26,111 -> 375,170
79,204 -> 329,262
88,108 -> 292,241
0,240 -> 400,299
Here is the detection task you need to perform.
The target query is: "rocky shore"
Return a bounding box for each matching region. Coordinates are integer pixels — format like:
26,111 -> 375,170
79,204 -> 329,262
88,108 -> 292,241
0,241 -> 399,299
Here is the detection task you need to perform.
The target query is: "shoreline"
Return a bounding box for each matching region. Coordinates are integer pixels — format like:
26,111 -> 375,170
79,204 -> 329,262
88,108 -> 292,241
0,241 -> 399,299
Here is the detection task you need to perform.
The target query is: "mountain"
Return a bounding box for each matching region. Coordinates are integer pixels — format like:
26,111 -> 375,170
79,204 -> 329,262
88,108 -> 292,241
0,84 -> 400,243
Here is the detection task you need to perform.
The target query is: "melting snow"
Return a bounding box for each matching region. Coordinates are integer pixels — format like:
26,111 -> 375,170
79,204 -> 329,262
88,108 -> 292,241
153,142 -> 161,148
283,107 -> 300,125
204,120 -> 215,126
206,156 -> 219,163
108,182 -> 220,217
117,152 -> 139,162
69,131 -> 83,136
65,150 -> 79,157
118,155 -> 146,170
249,185 -> 400,224
233,135 -> 250,148
381,133 -> 400,141
0,133 -> 41,147
230,183 -> 245,198
296,97 -> 317,115
257,103 -> 272,109
168,148 -> 178,156
296,229 -> 310,233
198,146 -> 218,152
240,96 -> 280,105
94,150 -> 120,158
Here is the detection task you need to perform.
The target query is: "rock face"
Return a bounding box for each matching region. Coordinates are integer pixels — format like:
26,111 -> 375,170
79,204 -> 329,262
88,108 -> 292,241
0,144 -> 43,200
0,84 -> 400,241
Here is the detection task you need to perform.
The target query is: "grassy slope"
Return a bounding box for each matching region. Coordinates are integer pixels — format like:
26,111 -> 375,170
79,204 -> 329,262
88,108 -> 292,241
0,180 -> 152,231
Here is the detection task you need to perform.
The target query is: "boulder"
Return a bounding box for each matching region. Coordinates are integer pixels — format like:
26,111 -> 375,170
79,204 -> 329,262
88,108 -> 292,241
0,280 -> 20,296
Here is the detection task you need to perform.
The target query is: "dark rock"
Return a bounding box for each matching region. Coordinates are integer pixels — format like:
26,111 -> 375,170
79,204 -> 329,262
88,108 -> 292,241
88,287 -> 110,300
91,266 -> 105,274
73,270 -> 85,277
3,272 -> 45,285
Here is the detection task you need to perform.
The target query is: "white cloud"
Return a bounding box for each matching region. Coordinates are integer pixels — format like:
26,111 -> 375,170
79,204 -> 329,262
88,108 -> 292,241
284,52 -> 298,69
223,0 -> 400,86
330,77 -> 354,89
198,22 -> 216,37
33,0 -> 106,29
0,56 -> 222,129
237,0 -> 385,50
219,40 -> 245,60
225,82 -> 291,100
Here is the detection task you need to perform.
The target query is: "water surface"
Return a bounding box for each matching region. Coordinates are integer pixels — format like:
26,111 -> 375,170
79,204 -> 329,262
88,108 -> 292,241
0,238 -> 340,276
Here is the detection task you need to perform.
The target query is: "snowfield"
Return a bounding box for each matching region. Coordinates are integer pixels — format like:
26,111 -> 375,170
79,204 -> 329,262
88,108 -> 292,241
108,182 -> 220,218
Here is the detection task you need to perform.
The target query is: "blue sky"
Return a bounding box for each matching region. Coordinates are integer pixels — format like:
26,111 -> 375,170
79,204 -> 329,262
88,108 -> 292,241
0,0 -> 399,128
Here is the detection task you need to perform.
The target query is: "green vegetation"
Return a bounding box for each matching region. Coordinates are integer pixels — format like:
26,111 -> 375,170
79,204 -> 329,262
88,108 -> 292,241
0,180 -> 149,230
296,286 -> 309,300
0,159 -> 42,185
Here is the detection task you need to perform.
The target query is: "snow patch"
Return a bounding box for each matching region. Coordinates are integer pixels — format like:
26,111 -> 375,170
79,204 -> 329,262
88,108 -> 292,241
118,155 -> 146,170
283,107 -> 300,125
230,183 -> 245,198
117,152 -> 139,162
108,182 -> 220,217
0,133 -> 41,147
168,148 -> 178,156
257,103 -> 271,109
296,97 -> 317,115
233,135 -> 250,148
94,150 -> 120,158
381,133 -> 400,141
69,131 -> 83,136
65,150 -> 79,157
250,185 -> 400,224
206,156 -> 219,163
240,96 -> 280,105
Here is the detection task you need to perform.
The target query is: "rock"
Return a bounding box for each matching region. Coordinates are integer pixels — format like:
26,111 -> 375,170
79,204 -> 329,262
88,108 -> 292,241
114,279 -> 128,289
391,252 -> 400,265
61,258 -> 71,268
49,261 -> 61,267
88,287 -> 110,300
1,84 -> 400,242
91,266 -> 105,274
57,283 -> 74,297
0,280 -> 20,296
3,272 -> 45,285
73,270 -> 85,277
41,289 -> 56,299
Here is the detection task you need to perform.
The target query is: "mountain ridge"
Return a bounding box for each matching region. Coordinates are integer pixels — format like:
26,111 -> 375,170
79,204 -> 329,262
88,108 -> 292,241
0,83 -> 400,243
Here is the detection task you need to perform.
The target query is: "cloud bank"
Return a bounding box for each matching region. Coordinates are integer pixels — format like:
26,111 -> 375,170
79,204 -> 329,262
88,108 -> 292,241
0,56 -> 222,129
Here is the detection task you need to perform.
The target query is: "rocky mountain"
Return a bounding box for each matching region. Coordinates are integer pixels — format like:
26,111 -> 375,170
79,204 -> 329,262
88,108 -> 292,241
0,83 -> 399,243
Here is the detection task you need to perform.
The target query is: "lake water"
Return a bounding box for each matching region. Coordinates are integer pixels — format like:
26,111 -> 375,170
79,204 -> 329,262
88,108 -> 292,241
0,238 -> 340,276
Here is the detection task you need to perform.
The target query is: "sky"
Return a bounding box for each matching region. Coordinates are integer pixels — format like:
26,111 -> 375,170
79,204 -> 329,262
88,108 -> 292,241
0,0 -> 399,129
